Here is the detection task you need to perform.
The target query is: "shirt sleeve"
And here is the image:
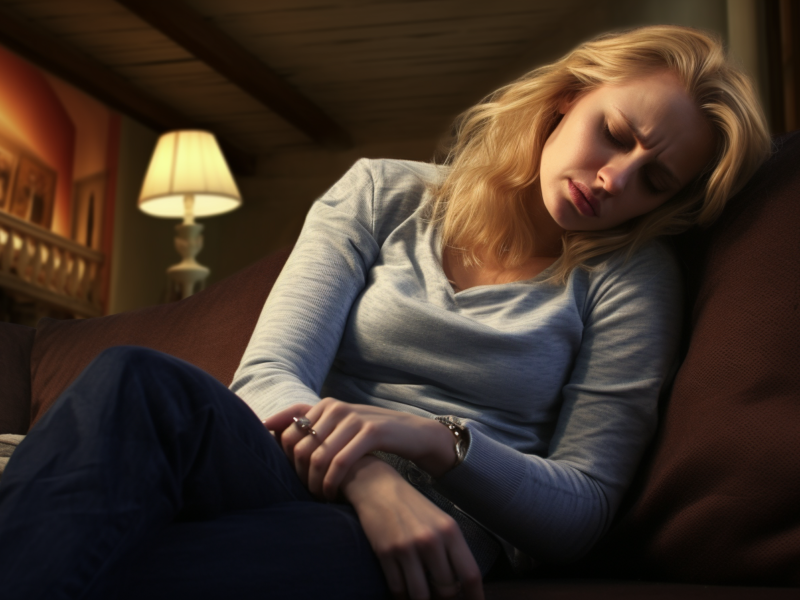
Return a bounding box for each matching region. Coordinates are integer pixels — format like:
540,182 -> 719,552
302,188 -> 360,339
435,244 -> 683,564
229,159 -> 381,420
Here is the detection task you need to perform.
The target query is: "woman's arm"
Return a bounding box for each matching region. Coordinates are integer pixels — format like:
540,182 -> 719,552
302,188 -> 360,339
432,243 -> 684,563
263,400 -> 458,499
340,455 -> 484,600
229,159 -> 378,418
231,159 -> 436,419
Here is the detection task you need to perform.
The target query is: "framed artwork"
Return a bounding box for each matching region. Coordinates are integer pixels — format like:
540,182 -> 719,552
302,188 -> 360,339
71,172 -> 106,250
0,135 -> 20,212
9,154 -> 57,228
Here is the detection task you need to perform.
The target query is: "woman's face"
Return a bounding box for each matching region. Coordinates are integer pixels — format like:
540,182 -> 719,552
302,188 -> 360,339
537,71 -> 716,232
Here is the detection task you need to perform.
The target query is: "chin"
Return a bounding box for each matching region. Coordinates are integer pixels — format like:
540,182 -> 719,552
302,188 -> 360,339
550,204 -> 586,231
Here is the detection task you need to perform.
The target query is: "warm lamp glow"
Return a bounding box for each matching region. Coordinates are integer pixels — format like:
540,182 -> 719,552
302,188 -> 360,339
138,130 -> 241,220
137,130 -> 242,301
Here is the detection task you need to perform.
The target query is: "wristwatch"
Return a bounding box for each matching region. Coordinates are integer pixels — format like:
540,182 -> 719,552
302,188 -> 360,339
434,416 -> 469,468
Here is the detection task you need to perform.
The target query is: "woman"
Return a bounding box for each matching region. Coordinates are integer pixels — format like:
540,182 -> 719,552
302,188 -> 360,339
0,25 -> 770,600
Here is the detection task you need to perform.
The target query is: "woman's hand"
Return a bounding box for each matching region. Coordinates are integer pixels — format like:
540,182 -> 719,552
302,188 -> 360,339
342,455 -> 484,600
263,399 -> 456,501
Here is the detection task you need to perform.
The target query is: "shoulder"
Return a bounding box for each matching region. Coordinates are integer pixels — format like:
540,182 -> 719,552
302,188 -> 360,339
356,158 -> 447,243
311,158 -> 447,242
582,240 -> 683,319
331,158 -> 445,191
367,158 -> 446,186
589,239 -> 681,288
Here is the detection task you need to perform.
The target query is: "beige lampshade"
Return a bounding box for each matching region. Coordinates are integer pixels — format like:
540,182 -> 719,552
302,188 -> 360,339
138,130 -> 242,218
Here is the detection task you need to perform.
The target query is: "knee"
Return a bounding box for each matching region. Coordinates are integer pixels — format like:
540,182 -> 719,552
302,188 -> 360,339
77,346 -> 203,421
87,346 -> 217,410
83,346 -> 186,398
91,346 -> 175,375
36,347 -> 184,434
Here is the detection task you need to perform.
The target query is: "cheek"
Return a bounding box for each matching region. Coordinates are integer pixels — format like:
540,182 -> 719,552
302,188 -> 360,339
633,194 -> 672,220
539,116 -> 569,173
539,135 -> 555,176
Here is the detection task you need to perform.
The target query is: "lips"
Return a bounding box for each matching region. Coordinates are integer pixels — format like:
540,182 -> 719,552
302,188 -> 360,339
568,180 -> 600,217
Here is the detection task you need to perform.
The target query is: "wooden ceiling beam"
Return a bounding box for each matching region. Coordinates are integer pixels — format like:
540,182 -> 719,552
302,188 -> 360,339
116,0 -> 353,150
0,7 -> 256,176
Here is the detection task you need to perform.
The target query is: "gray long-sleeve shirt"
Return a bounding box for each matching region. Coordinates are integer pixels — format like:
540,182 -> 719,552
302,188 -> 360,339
230,158 -> 682,564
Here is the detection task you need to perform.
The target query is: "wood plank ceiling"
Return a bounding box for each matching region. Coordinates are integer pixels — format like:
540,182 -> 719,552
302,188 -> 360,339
0,0 -> 598,165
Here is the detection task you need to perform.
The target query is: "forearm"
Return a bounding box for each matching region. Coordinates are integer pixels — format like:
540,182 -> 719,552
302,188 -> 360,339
341,455 -> 405,507
229,169 -> 380,420
340,455 -> 484,600
434,426 -> 613,564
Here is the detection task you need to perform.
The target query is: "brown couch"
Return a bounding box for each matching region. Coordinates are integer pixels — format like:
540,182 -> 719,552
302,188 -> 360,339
2,131 -> 799,598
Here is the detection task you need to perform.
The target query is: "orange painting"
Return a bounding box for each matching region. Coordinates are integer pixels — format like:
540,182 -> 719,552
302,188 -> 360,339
9,153 -> 56,228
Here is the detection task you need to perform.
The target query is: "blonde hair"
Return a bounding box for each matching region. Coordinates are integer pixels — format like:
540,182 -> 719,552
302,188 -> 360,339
429,25 -> 771,284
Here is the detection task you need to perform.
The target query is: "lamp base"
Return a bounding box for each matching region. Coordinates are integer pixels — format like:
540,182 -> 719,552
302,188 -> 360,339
167,223 -> 209,301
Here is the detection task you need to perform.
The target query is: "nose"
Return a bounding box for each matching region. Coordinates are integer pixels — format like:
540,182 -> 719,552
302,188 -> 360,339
597,157 -> 636,196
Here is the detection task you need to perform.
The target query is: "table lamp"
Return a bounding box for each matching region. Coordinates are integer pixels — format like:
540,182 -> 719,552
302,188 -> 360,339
138,130 -> 242,300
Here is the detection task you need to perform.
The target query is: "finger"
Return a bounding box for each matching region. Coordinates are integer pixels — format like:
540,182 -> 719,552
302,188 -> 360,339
279,421 -> 309,465
292,430 -> 322,487
419,543 -> 459,599
265,404 -> 316,464
283,420 -> 326,472
396,550 -> 431,600
301,398 -> 366,496
377,556 -> 407,600
306,419 -> 363,498
445,539 -> 483,600
293,401 -> 346,493
286,399 -> 337,463
321,429 -> 380,501
261,403 -> 313,433
297,396 -> 338,428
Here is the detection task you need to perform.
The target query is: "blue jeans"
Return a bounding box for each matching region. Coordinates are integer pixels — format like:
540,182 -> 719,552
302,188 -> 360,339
0,346 -> 388,599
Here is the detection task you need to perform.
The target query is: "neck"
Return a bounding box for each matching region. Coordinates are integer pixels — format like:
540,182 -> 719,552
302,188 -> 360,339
527,185 -> 565,258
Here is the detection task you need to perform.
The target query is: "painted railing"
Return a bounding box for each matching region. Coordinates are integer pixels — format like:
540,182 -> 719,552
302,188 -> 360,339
0,210 -> 104,318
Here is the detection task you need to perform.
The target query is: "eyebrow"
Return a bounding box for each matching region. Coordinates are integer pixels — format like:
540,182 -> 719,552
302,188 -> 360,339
614,107 -> 681,189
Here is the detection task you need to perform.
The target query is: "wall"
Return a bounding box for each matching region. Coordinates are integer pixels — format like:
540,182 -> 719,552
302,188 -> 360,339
607,0 -> 728,34
726,0 -> 772,125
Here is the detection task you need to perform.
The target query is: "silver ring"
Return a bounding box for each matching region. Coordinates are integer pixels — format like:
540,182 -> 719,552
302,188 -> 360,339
293,416 -> 316,436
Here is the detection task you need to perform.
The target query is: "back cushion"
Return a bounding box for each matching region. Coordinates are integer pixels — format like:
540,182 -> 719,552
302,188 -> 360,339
0,322 -> 35,434
30,247 -> 291,428
580,131 -> 800,584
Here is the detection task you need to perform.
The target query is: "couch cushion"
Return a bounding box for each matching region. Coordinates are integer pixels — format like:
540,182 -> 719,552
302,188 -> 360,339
578,131 -> 800,584
0,322 -> 34,434
30,247 -> 292,428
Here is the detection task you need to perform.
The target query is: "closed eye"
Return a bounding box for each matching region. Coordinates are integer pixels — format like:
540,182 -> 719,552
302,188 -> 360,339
603,124 -> 625,148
